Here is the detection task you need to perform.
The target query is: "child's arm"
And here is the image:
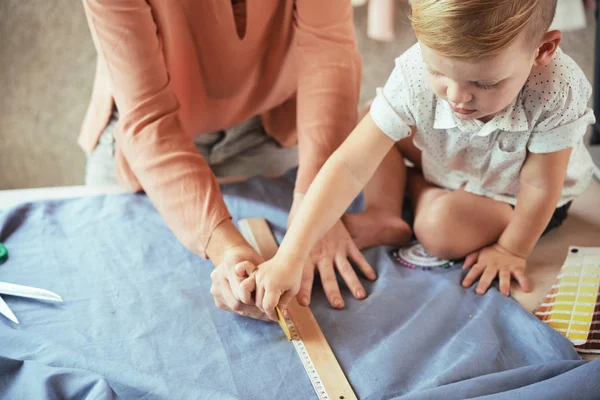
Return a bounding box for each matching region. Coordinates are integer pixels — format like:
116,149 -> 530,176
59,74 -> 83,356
251,114 -> 396,320
462,148 -> 572,296
498,148 -> 572,256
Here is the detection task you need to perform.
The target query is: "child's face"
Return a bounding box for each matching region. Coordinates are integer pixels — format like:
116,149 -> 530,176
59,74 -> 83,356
421,40 -> 536,122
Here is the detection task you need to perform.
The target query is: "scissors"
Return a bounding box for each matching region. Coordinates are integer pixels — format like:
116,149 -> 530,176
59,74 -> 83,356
0,242 -> 64,324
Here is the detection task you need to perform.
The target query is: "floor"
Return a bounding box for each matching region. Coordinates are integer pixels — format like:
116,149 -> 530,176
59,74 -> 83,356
0,1 -> 94,189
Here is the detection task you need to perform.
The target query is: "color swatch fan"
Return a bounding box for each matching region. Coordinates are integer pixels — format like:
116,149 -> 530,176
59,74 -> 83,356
535,247 -> 600,353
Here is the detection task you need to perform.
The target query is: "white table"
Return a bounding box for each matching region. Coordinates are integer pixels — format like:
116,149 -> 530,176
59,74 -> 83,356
0,185 -> 126,210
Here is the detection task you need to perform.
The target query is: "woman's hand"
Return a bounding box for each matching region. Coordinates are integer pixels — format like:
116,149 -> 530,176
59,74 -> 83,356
289,194 -> 376,309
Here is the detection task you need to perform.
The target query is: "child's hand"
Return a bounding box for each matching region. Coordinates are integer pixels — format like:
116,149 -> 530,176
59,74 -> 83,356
249,255 -> 303,321
461,244 -> 531,296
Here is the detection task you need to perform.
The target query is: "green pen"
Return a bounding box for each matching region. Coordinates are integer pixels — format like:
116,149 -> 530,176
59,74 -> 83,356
0,242 -> 8,265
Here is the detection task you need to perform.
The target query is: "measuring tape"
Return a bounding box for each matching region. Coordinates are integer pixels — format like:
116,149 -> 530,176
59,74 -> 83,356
238,218 -> 357,400
284,308 -> 329,398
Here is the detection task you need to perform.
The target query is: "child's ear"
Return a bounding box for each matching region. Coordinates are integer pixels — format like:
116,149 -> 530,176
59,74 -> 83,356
533,30 -> 562,67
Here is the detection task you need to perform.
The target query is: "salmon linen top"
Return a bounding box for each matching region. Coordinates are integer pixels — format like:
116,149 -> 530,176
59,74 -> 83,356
79,0 -> 362,257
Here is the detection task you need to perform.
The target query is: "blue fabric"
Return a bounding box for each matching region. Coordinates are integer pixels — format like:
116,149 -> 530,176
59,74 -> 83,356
0,173 -> 598,399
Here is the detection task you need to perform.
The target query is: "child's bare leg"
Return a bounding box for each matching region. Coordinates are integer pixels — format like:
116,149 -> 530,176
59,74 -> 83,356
343,133 -> 416,249
408,171 -> 514,260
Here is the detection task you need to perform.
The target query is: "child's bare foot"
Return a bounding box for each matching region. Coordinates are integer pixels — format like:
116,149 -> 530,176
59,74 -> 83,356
343,210 -> 412,249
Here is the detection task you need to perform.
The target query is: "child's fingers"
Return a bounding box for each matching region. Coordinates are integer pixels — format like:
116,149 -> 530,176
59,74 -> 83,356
462,263 -> 484,287
475,267 -> 497,295
262,290 -> 281,321
297,263 -> 315,307
279,290 -> 295,311
240,275 -> 256,293
463,252 -> 479,270
499,270 -> 511,296
235,261 -> 256,278
513,270 -> 531,293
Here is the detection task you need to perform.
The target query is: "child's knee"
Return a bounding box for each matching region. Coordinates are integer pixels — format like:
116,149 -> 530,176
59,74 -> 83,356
413,198 -> 458,259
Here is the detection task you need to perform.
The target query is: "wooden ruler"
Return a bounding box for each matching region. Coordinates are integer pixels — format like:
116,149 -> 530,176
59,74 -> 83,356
238,218 -> 357,400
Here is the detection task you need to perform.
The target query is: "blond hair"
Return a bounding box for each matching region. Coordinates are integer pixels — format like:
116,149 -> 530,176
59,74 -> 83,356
410,0 -> 557,58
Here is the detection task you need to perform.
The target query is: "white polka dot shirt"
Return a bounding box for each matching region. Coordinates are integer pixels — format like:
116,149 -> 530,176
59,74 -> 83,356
371,43 -> 596,207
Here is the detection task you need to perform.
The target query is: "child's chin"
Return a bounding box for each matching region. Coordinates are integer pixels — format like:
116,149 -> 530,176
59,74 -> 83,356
455,112 -> 478,120
456,111 -> 494,122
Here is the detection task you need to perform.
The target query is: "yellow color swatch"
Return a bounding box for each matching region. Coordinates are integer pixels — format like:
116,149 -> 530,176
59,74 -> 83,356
535,247 -> 600,353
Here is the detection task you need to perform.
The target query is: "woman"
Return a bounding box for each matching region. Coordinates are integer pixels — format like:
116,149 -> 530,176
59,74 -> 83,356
79,0 -> 376,320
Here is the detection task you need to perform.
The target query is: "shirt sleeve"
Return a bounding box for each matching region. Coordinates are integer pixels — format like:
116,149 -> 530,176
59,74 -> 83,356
293,0 -> 362,193
83,0 -> 230,258
369,52 -> 416,142
528,80 -> 596,153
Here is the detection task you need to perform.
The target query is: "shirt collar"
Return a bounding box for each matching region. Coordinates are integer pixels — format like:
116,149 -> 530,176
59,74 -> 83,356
433,93 -> 529,136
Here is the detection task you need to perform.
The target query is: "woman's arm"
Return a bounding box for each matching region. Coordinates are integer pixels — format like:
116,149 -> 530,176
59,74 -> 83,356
83,0 -> 231,257
293,0 -> 363,193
